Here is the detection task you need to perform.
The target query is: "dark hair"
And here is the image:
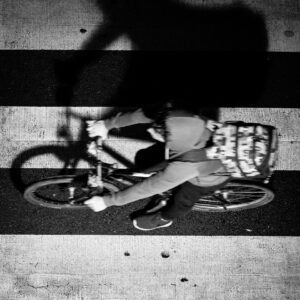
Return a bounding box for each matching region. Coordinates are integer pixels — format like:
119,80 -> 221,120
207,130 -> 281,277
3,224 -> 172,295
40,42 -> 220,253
151,103 -> 172,140
142,103 -> 172,139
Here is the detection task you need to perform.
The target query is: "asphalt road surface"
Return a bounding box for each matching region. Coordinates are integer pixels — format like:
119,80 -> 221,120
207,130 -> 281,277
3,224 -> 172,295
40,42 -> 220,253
0,51 -> 299,108
0,169 -> 299,235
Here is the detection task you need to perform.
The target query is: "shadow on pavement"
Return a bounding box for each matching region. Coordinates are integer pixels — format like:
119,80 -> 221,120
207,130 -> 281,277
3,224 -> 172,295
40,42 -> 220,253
9,110 -> 148,193
54,1 -> 269,110
11,1 -> 270,194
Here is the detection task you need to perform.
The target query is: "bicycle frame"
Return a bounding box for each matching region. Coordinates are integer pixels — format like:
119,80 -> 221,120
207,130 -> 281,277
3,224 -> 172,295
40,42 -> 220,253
21,119 -> 275,211
23,136 -> 275,211
84,136 -> 274,210
96,137 -> 104,190
91,138 -> 154,188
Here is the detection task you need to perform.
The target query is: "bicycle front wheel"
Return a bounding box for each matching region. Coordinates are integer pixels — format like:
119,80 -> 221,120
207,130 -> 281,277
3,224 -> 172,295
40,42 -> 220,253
192,182 -> 274,212
23,175 -> 121,209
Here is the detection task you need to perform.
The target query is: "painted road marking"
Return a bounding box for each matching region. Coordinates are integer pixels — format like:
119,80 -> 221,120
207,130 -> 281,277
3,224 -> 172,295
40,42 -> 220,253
2,107 -> 300,169
1,0 -> 300,51
0,235 -> 299,299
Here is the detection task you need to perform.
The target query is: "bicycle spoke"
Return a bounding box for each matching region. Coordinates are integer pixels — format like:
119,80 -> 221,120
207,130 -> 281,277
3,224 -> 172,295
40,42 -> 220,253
34,184 -> 88,204
228,192 -> 265,197
196,183 -> 272,210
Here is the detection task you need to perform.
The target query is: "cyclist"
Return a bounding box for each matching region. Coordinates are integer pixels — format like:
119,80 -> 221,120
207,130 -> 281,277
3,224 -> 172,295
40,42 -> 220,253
84,105 -> 277,231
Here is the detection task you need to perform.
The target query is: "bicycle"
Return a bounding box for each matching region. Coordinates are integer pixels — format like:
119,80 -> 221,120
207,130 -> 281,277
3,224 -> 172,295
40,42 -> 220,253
23,135 -> 275,212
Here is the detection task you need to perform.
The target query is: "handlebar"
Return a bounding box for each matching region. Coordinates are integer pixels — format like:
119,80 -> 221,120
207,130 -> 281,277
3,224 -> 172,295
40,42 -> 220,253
96,137 -> 103,189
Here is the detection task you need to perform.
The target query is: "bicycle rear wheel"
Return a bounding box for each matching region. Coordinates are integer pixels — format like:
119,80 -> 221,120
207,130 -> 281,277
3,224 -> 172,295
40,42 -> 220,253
192,182 -> 274,212
23,175 -> 122,209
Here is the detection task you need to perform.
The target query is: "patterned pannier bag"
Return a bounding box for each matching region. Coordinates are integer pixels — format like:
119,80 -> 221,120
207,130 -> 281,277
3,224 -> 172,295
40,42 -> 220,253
206,120 -> 279,180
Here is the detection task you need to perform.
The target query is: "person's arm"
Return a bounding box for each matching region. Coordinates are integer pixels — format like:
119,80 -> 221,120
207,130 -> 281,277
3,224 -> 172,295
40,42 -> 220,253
102,161 -> 200,207
87,108 -> 154,139
84,160 -> 228,212
104,108 -> 153,130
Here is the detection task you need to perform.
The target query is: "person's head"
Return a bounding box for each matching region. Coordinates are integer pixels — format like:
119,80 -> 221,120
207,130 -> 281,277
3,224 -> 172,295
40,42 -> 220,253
149,108 -> 208,153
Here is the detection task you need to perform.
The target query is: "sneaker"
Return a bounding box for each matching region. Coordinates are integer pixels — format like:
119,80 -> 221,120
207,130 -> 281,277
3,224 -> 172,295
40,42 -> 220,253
133,211 -> 173,231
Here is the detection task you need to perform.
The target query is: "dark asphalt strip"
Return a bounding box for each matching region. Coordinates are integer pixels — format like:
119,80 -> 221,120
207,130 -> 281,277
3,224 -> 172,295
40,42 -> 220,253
0,51 -> 299,108
1,169 -> 299,235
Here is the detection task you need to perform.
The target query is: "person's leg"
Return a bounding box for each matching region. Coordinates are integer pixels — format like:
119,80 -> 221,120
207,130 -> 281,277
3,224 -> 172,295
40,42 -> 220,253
134,142 -> 165,171
161,180 -> 230,220
132,179 -> 230,231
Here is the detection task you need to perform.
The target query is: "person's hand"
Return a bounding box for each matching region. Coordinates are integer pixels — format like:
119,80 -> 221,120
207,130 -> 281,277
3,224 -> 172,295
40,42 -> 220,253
86,120 -> 109,139
84,196 -> 108,212
147,127 -> 165,142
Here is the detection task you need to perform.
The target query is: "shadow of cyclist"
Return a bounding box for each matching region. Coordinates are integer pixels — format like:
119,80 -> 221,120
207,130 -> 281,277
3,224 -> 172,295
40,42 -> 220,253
13,1 -> 268,192
82,0 -> 267,51
10,109 -> 145,193
55,1 -> 268,109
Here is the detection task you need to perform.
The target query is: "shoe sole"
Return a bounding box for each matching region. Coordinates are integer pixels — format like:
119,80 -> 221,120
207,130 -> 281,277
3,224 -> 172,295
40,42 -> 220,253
132,219 -> 173,231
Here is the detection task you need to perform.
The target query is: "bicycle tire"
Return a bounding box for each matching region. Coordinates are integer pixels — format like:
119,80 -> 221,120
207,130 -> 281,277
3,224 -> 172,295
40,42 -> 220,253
192,182 -> 274,212
10,144 -> 94,193
23,175 -> 123,209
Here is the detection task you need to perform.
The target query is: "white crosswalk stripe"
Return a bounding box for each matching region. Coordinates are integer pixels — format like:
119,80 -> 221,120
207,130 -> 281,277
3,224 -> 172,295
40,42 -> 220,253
0,235 -> 299,300
1,0 -> 300,51
2,106 -> 299,170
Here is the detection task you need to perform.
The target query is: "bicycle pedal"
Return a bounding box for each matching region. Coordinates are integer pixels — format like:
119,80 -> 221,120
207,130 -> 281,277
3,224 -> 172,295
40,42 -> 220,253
68,187 -> 75,199
146,200 -> 167,214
